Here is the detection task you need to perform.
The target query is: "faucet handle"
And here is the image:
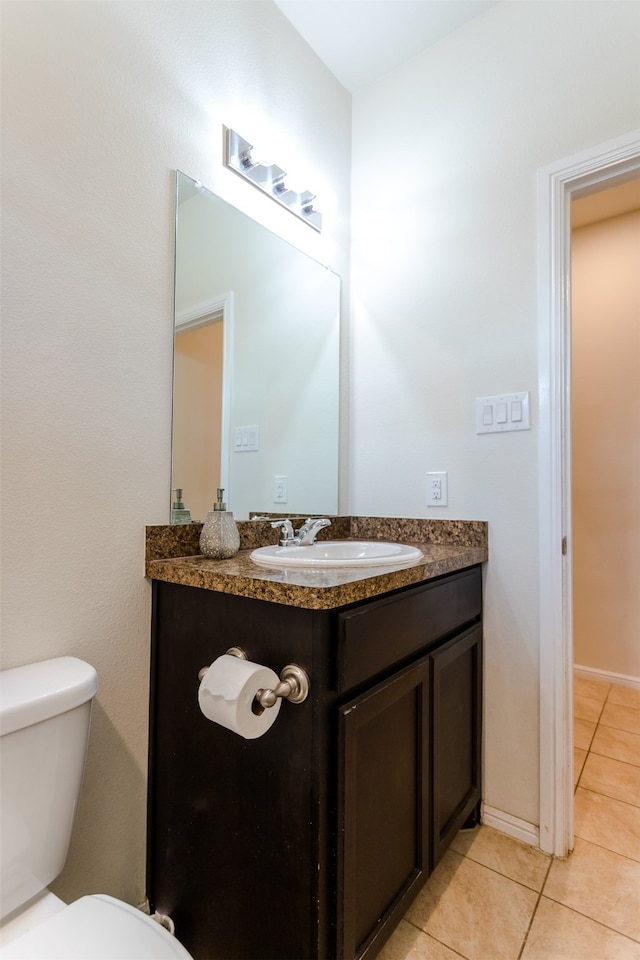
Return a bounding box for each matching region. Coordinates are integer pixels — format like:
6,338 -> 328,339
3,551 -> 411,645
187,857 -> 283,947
271,519 -> 295,543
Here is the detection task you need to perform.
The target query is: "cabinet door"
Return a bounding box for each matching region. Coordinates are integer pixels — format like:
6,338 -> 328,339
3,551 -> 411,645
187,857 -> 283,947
431,623 -> 482,868
337,658 -> 430,960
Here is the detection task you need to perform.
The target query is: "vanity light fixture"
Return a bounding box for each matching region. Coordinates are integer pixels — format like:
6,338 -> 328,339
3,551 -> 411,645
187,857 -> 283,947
224,126 -> 322,232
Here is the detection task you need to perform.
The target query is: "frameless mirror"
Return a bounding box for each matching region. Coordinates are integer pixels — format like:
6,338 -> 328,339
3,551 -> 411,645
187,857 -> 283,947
172,171 -> 340,522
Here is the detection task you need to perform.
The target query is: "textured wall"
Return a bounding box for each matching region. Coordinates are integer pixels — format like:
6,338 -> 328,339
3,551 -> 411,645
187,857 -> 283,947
350,1 -> 640,828
0,0 -> 350,905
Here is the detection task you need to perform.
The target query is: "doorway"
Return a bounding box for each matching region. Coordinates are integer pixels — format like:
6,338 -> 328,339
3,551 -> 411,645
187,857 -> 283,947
537,129 -> 640,857
571,182 -> 640,687
570,182 -> 640,844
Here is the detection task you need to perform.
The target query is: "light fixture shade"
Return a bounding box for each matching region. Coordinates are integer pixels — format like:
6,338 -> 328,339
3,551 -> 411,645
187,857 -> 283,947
224,127 -> 322,232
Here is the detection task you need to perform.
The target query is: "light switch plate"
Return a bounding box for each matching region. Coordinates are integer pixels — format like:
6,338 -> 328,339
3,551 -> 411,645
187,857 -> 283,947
234,425 -> 260,451
475,393 -> 530,434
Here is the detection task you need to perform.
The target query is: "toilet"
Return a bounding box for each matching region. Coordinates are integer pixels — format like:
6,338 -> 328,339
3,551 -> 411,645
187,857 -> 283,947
0,657 -> 193,959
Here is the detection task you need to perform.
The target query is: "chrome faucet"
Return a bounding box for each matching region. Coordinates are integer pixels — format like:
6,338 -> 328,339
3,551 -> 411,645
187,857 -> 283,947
297,517 -> 331,545
271,517 -> 331,547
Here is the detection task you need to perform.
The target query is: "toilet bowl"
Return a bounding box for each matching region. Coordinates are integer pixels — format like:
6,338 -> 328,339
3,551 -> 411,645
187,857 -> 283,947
1,894 -> 191,959
0,657 -> 193,960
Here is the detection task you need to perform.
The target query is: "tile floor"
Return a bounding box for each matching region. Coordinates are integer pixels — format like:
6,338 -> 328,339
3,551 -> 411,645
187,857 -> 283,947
378,676 -> 640,960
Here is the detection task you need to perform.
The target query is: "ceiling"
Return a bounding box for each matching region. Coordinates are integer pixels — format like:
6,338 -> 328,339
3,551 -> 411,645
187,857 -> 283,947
272,1 -> 640,223
273,0 -> 499,94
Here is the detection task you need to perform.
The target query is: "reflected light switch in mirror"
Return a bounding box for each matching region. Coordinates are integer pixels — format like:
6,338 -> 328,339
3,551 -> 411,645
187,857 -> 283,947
234,425 -> 260,451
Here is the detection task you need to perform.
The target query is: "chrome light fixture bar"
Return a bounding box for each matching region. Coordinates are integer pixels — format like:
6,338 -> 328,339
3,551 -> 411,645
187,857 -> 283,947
224,127 -> 322,232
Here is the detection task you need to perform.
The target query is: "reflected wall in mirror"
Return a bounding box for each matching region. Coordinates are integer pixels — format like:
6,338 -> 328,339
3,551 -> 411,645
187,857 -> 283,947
173,171 -> 341,522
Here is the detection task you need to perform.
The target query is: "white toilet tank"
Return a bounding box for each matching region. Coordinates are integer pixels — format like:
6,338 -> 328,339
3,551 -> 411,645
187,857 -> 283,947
0,657 -> 98,922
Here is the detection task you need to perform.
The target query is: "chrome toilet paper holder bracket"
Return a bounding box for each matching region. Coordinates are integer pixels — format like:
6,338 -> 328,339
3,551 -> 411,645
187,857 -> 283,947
198,647 -> 310,710
254,662 -> 309,710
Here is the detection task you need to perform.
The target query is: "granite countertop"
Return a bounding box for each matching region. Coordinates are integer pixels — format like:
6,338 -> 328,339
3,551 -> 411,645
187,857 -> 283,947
146,517 -> 487,611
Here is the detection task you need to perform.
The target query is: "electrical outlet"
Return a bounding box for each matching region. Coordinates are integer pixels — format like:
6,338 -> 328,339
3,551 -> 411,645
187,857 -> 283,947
426,471 -> 448,507
273,475 -> 288,503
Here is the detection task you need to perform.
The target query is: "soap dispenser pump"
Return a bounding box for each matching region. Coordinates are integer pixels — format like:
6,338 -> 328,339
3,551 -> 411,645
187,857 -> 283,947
199,488 -> 240,559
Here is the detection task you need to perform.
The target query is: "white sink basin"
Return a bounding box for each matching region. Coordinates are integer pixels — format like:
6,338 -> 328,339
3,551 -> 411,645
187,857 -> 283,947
250,541 -> 424,569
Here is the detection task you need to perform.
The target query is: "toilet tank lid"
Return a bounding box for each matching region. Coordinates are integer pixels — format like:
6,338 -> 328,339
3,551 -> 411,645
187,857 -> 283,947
0,657 -> 98,736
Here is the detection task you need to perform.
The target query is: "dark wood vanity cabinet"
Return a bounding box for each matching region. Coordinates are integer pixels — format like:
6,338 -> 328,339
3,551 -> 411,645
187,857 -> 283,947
147,565 -> 482,960
338,658 -> 431,960
431,623 -> 482,868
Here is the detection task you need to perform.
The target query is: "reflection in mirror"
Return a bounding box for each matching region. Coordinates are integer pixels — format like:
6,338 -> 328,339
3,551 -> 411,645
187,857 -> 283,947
172,172 -> 341,522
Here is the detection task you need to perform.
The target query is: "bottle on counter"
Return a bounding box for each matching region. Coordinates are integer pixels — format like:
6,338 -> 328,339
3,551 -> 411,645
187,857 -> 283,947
171,488 -> 192,525
199,488 -> 240,559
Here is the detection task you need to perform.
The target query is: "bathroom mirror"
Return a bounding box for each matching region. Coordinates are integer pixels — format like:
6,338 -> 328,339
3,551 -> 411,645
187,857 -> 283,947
172,171 -> 340,522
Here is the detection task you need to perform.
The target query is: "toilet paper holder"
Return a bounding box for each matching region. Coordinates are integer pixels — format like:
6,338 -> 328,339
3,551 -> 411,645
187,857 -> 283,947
198,647 -> 310,710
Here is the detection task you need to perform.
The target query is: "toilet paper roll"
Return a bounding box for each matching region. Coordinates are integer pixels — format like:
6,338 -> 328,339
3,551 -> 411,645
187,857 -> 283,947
197,654 -> 282,739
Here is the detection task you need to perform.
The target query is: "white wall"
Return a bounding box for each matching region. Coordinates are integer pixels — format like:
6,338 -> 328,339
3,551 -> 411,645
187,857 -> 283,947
0,0 -> 351,905
572,210 -> 640,680
350,1 -> 640,829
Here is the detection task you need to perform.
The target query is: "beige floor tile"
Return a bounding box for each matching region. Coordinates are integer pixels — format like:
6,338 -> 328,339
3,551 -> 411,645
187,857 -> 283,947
580,752 -> 640,806
449,824 -> 550,892
521,897 -> 640,960
406,849 -> 537,960
543,836 -> 640,941
376,920 -> 463,960
574,786 -> 640,862
592,724 -> 640,767
574,693 -> 603,723
608,684 -> 640,711
574,716 -> 596,750
601,700 -> 640,735
573,747 -> 587,785
574,675 -> 611,703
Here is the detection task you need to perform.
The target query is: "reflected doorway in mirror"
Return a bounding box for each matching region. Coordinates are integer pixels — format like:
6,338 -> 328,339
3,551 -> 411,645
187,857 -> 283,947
172,294 -> 232,525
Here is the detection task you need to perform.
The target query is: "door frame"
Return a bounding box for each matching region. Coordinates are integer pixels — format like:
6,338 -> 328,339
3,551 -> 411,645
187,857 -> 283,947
536,129 -> 640,857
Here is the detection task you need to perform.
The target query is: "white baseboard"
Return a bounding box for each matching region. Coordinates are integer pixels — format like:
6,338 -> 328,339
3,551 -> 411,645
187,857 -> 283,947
481,804 -> 540,848
574,664 -> 640,691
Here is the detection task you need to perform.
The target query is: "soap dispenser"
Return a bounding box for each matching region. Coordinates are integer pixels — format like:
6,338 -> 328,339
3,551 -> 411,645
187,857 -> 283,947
199,488 -> 240,559
171,488 -> 192,525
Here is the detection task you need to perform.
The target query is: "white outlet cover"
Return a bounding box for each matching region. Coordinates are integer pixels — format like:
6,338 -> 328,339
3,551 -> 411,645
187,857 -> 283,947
426,471 -> 448,507
273,475 -> 288,503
